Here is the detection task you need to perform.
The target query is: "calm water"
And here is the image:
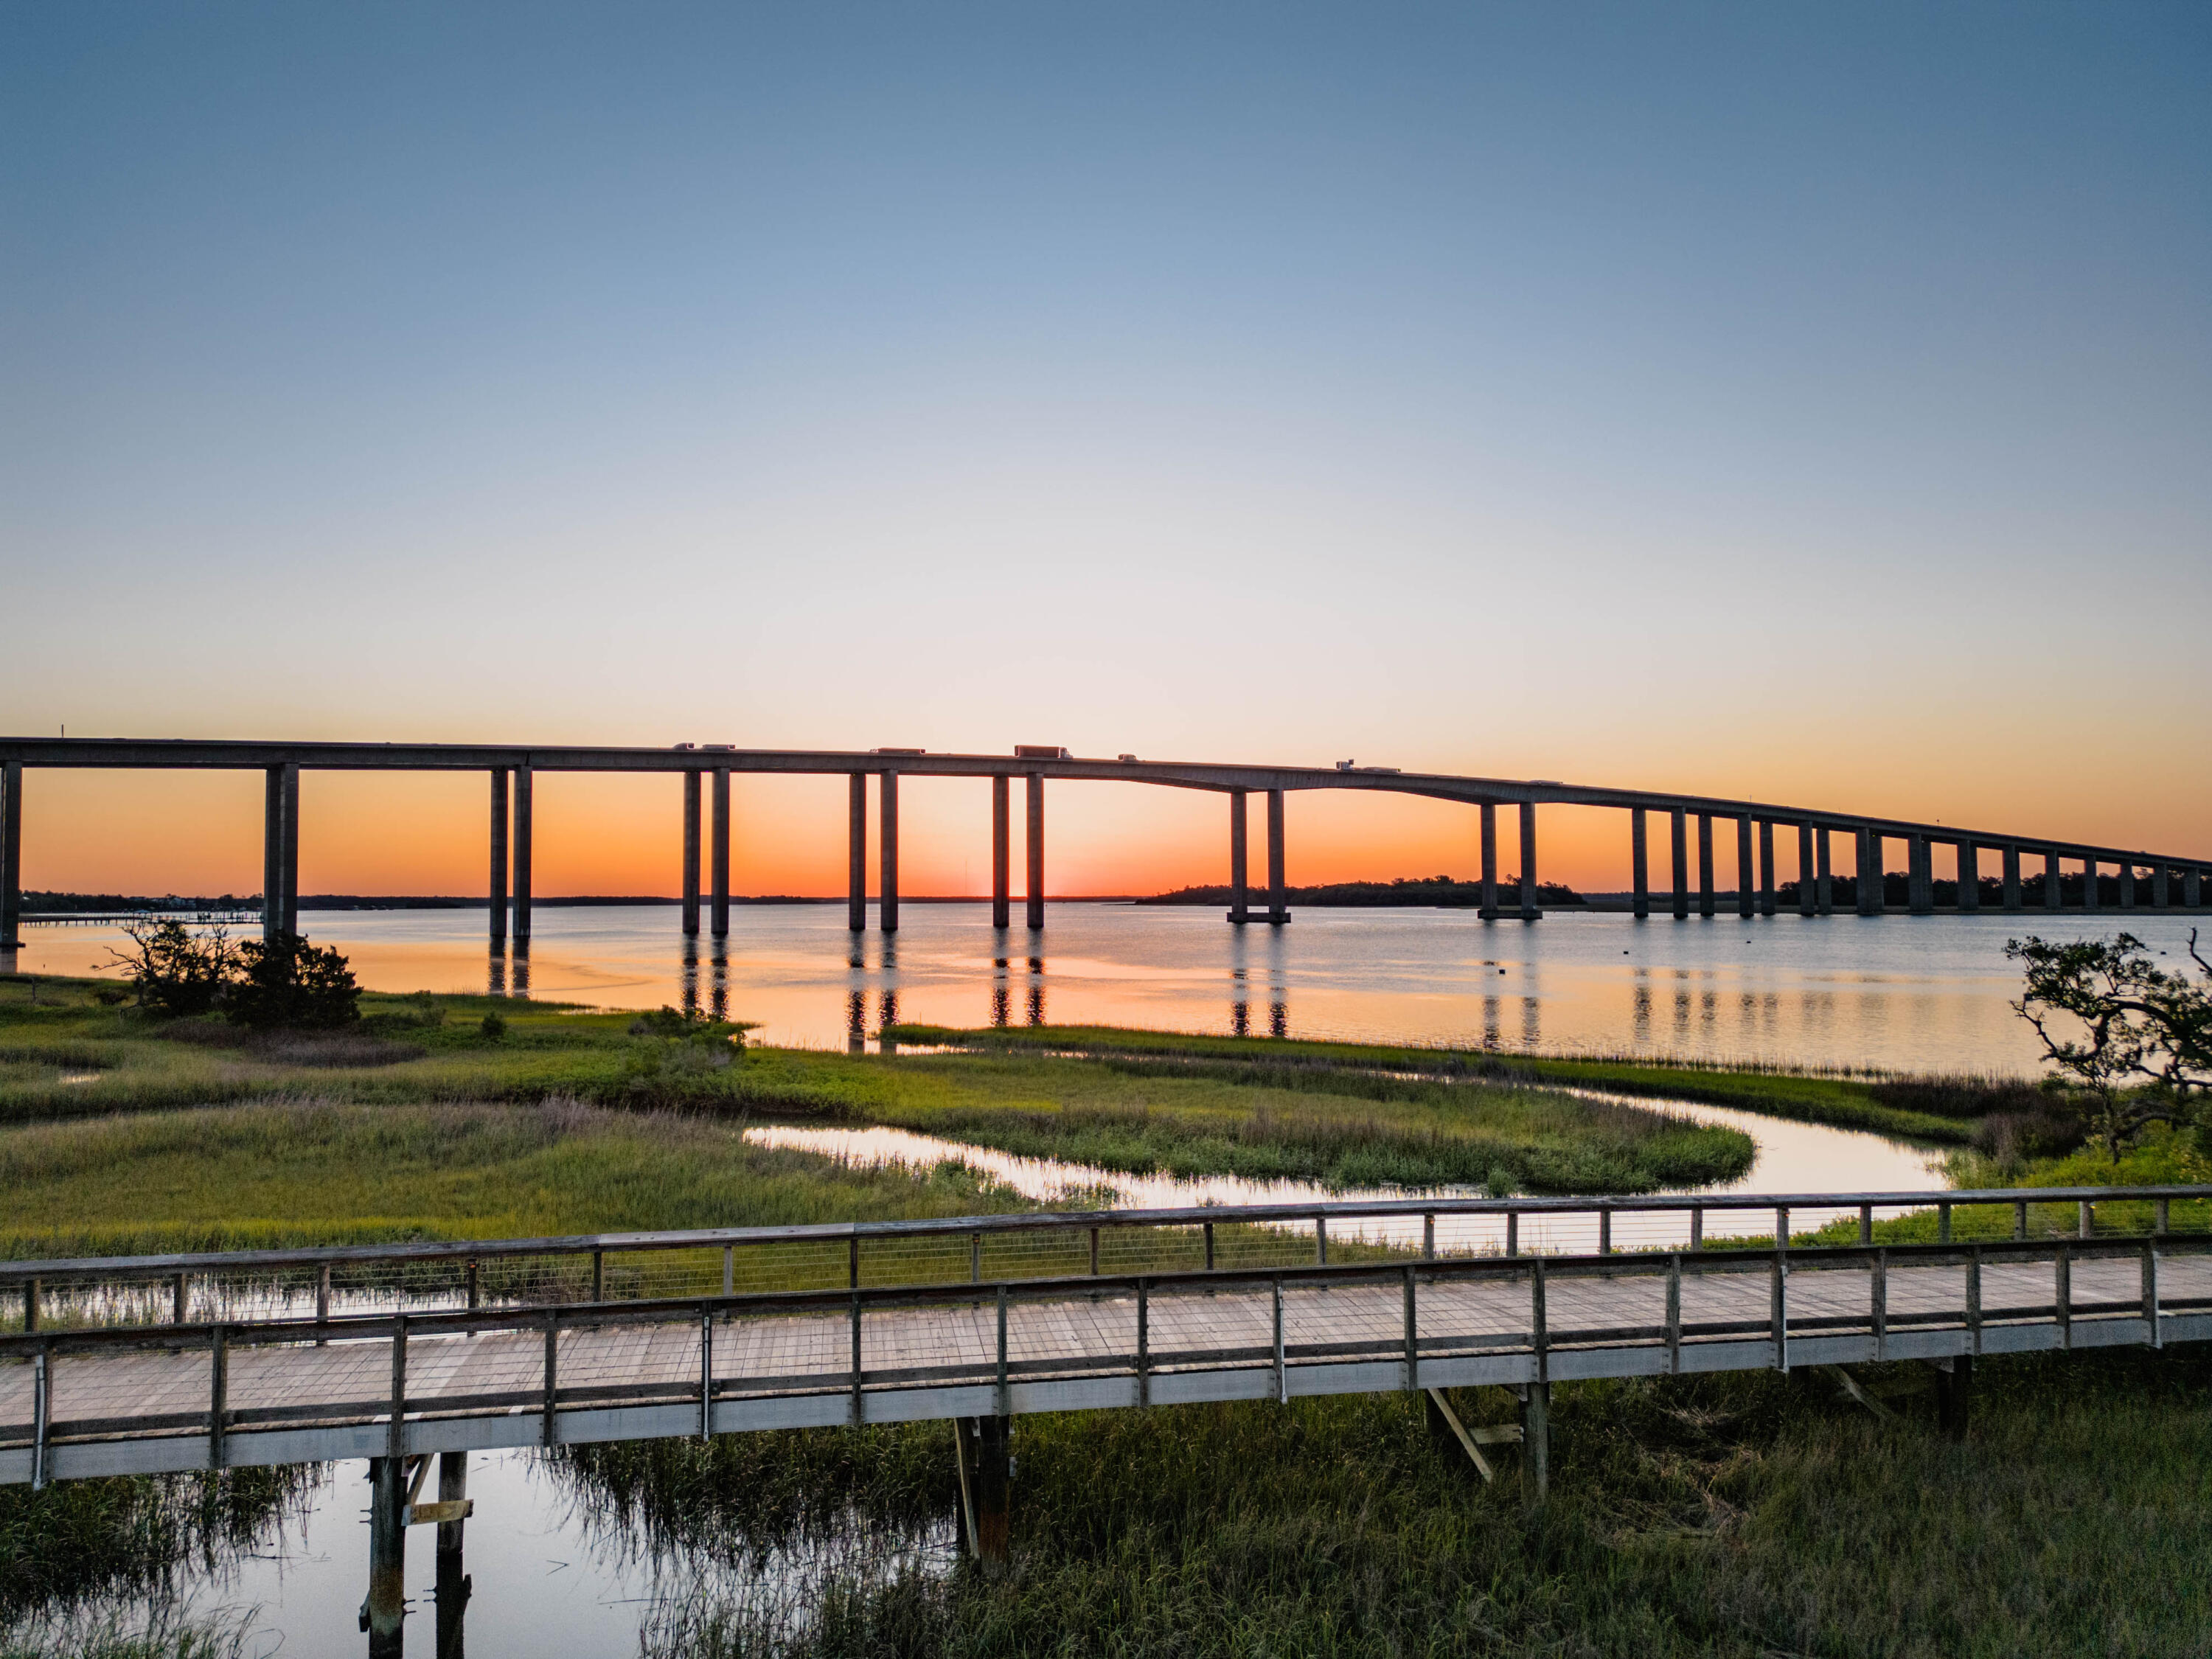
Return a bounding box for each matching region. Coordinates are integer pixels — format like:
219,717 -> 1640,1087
13,901 -> 2202,1072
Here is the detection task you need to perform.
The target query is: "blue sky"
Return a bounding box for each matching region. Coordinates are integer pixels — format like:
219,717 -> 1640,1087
4,2 -> 2207,891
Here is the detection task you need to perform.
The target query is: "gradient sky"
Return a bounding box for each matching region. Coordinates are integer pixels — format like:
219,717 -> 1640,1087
4,2 -> 2208,899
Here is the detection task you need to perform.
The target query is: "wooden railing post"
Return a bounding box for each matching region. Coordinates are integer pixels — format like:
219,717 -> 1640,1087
1967,1246 -> 1983,1355
1315,1216 -> 1328,1266
1598,1208 -> 1612,1256
2056,1245 -> 2072,1350
1273,1277 -> 1287,1404
1771,1252 -> 1787,1371
541,1309 -> 559,1445
1665,1255 -> 1682,1374
31,1341 -> 50,1490
1402,1266 -> 1418,1390
387,1315 -> 408,1461
2143,1239 -> 2160,1349
1871,1250 -> 1888,1361
209,1323 -> 228,1469
1136,1279 -> 1150,1408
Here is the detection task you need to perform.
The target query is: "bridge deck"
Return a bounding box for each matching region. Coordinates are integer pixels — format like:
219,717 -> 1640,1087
6,1249 -> 2203,1484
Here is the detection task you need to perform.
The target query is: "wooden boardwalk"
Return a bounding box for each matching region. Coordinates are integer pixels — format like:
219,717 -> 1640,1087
7,1212 -> 2209,1486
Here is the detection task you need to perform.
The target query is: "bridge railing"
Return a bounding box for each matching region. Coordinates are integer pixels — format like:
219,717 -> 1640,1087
4,1186 -> 2211,1340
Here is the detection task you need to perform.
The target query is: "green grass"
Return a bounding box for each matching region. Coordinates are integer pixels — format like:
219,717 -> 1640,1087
0,978 -> 1756,1196
0,1099 -> 1051,1262
887,1023 -> 2020,1143
553,1346 -> 2212,1659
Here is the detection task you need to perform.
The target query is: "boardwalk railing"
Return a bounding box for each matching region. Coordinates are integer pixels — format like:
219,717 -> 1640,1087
5,1186 -> 2211,1487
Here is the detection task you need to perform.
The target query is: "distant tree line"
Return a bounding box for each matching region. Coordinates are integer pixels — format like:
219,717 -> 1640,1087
23,890 -> 259,914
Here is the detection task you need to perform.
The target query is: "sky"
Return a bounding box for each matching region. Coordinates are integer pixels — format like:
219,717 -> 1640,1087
4,2 -> 2207,899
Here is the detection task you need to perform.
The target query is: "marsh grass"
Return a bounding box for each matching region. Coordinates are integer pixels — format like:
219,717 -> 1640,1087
0,1099 -> 1046,1263
0,980 -> 1756,1195
887,1023 -> 1992,1144
573,1346 -> 2212,1659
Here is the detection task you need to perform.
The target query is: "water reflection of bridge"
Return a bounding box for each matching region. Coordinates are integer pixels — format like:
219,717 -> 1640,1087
4,1186 -> 2208,1652
1,738 -> 2204,958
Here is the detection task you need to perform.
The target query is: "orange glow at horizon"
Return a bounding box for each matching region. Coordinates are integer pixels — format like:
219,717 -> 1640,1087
10,764 -> 2197,903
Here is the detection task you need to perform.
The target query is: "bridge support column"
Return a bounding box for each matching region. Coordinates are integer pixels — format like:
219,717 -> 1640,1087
1519,1382 -> 1550,1500
1228,791 -> 1250,923
1957,842 -> 1979,911
262,763 -> 300,940
1908,835 -> 1933,915
2120,862 -> 2138,909
992,777 -> 1010,929
435,1447 -> 473,1655
2002,845 -> 2020,911
681,772 -> 702,936
1697,815 -> 1715,918
956,1414 -> 1012,1571
364,1455 -> 406,1657
2082,856 -> 2100,913
1269,790 -> 1290,923
2044,848 -> 2062,911
512,765 -> 532,946
1670,808 -> 1688,920
848,776 -> 866,931
2153,865 -> 2169,908
1630,809 -> 1648,919
1797,823 -> 1815,917
1026,774 -> 1045,930
1857,829 -> 1882,915
0,760 -> 18,950
880,772 -> 900,933
1735,817 -> 1754,919
489,769 -> 509,947
2189,869 -> 2204,908
710,769 -> 730,938
1516,803 -> 1538,919
1479,804 -> 1499,919
1758,820 -> 1775,917
1816,827 -> 1832,914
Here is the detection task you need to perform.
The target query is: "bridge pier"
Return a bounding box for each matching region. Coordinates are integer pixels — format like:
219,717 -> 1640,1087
434,1450 -> 472,1652
1630,808 -> 1649,919
512,765 -> 532,945
1908,835 -> 1933,915
2003,845 -> 2021,911
1228,791 -> 1251,922
881,771 -> 900,933
2152,865 -> 2170,908
1735,817 -> 1754,919
364,1455 -> 406,1657
848,775 -> 866,931
1269,790 -> 1290,923
955,1414 -> 1012,1571
1026,774 -> 1045,930
1856,829 -> 1882,915
1958,841 -> 1979,911
681,772 -> 702,936
1797,823 -> 1815,917
1759,820 -> 1775,917
1816,827 -> 1832,914
0,760 -> 18,950
1513,805 -> 1531,925
2083,856 -> 2100,913
2044,847 -> 2062,910
1935,1354 -> 1972,1441
1480,804 -> 1499,919
1697,815 -> 1715,918
262,763 -> 299,939
992,777 -> 1010,928
2121,861 -> 2138,909
1518,1382 -> 1550,1500
1670,808 -> 1688,920
489,769 -> 509,948
2189,869 -> 2203,908
710,768 -> 730,938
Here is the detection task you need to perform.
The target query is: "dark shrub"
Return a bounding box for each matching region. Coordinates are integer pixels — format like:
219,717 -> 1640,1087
226,932 -> 361,1031
481,1012 -> 507,1040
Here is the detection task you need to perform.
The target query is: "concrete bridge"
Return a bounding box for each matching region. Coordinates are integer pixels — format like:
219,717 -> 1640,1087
1,1184 -> 2207,1652
0,737 -> 2204,950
